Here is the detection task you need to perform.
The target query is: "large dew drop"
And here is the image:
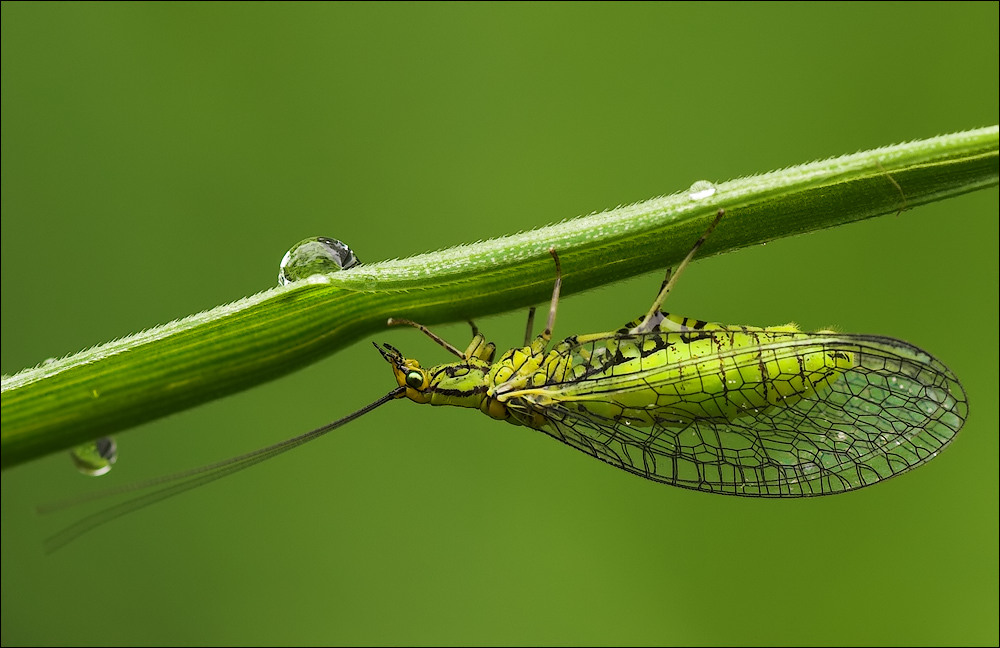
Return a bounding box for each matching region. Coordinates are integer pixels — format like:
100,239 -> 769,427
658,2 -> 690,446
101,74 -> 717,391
278,237 -> 361,286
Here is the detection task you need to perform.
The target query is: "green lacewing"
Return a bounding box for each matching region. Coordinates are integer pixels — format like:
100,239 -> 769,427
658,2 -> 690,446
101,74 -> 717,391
43,209 -> 968,551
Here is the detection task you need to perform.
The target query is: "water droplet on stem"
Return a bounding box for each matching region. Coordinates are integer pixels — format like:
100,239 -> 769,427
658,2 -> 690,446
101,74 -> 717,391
687,180 -> 717,201
278,237 -> 360,286
70,437 -> 118,476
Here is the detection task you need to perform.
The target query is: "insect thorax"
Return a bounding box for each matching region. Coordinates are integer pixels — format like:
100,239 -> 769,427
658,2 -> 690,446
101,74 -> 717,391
421,338 -> 567,425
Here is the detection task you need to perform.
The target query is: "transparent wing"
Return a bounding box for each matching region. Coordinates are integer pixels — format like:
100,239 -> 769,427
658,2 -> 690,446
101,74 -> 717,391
515,333 -> 967,496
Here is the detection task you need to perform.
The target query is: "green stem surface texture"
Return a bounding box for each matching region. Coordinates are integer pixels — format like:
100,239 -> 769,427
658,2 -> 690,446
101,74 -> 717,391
3,126 -> 997,470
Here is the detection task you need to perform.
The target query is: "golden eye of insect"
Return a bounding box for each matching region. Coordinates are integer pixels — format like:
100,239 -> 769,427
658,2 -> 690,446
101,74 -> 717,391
405,370 -> 424,389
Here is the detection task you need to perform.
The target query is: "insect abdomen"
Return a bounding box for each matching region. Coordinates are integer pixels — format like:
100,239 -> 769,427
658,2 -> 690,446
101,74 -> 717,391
542,323 -> 854,427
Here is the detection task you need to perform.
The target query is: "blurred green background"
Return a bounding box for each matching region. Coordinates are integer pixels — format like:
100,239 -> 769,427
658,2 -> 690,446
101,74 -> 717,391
2,3 -> 997,646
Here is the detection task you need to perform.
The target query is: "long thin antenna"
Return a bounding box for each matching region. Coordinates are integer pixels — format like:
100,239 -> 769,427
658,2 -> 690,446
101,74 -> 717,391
41,386 -> 406,553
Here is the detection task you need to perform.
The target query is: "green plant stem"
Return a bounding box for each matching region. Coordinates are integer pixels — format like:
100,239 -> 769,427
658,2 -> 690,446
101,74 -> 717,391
2,126 -> 997,470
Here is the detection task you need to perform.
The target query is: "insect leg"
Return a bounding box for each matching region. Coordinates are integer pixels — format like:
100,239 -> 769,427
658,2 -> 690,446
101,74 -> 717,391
632,208 -> 725,334
875,159 -> 909,215
542,248 -> 563,343
386,318 -> 467,359
651,268 -> 673,304
522,307 -> 536,346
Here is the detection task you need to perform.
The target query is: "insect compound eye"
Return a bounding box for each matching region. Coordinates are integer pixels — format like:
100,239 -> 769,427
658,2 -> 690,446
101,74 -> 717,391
405,370 -> 425,389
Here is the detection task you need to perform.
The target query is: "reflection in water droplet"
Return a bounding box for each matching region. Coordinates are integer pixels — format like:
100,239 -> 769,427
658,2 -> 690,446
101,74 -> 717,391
688,180 -> 717,201
278,237 -> 360,286
70,437 -> 118,476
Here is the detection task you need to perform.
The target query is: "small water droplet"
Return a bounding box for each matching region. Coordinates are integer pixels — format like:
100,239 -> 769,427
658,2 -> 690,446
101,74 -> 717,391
687,180 -> 717,201
278,237 -> 360,286
70,437 -> 118,476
